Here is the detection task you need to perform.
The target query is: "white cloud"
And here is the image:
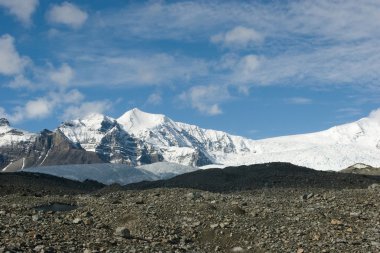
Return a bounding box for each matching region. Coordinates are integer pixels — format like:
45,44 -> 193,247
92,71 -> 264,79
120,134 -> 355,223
89,1 -> 380,91
0,34 -> 29,76
3,89 -> 86,123
61,101 -> 112,120
286,97 -> 313,105
146,93 -> 162,105
211,26 -> 263,49
179,85 -> 230,115
232,54 -> 261,85
0,0 -> 38,25
6,98 -> 53,123
72,53 -> 208,87
47,2 -> 88,28
49,63 -> 74,86
24,98 -> 52,119
8,74 -> 33,89
61,89 -> 84,104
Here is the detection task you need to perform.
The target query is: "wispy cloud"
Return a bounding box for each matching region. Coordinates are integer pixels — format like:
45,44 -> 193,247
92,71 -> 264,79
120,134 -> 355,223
179,85 -> 230,115
0,0 -> 39,25
211,26 -> 263,49
285,97 -> 313,105
71,53 -> 209,87
61,100 -> 112,120
145,92 -> 162,106
49,63 -> 74,86
0,35 -> 29,76
92,1 -> 380,89
336,107 -> 362,119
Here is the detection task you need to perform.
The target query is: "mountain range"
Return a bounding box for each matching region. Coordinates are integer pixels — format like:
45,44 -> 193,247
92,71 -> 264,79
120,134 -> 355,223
1,108 -> 380,172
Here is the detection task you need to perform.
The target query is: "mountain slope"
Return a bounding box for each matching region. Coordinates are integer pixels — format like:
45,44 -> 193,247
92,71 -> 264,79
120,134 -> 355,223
1,108 -> 380,171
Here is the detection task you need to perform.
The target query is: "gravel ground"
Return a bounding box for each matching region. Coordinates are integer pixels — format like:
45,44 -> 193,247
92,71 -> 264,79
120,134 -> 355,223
1,186 -> 379,253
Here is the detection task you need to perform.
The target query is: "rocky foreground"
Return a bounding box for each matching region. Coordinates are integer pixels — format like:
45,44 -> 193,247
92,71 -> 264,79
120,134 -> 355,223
1,163 -> 380,253
0,185 -> 379,252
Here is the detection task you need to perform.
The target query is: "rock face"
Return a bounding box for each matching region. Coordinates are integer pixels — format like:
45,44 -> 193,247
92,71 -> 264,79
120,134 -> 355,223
1,125 -> 104,172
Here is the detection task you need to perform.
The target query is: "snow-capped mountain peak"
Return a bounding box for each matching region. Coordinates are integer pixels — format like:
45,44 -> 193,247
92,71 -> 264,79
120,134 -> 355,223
59,113 -> 118,152
2,108 -> 380,171
0,118 -> 36,150
117,108 -> 171,134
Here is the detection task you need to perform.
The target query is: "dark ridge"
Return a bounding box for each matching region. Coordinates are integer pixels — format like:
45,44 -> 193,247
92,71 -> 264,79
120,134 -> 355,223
0,118 -> 10,127
125,162 -> 380,192
0,172 -> 104,196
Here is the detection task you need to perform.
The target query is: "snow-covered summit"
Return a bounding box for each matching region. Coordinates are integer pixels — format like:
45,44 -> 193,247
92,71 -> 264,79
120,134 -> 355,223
54,108 -> 380,170
2,108 -> 380,171
0,118 -> 36,146
118,108 -> 175,135
59,113 -> 117,152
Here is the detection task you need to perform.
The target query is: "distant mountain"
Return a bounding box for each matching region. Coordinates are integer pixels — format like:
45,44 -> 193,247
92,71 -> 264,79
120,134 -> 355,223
1,108 -> 380,172
341,163 -> 380,176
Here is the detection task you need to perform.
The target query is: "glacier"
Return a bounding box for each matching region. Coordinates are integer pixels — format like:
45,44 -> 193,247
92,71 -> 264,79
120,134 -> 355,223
25,162 -> 198,185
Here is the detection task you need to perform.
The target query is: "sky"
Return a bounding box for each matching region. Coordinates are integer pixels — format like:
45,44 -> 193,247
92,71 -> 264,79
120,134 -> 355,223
0,0 -> 380,139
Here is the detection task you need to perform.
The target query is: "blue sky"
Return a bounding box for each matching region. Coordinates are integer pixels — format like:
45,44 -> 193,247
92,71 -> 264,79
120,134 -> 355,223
0,0 -> 380,139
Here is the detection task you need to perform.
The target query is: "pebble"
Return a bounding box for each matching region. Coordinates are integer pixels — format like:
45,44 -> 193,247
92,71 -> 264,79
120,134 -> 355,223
231,246 -> 244,252
115,227 -> 131,238
330,219 -> 342,225
73,218 -> 82,224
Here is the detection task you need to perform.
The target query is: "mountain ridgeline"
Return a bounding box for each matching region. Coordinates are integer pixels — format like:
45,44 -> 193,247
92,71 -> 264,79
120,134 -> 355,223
1,108 -> 380,171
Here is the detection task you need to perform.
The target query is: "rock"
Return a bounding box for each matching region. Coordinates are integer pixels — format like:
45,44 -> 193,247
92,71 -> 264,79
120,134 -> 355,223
81,211 -> 92,217
186,192 -> 202,200
34,234 -> 43,240
301,193 -> 314,201
330,219 -> 342,225
32,214 -> 40,221
114,227 -> 131,238
210,224 -> 219,229
135,199 -> 144,205
231,246 -> 244,252
349,212 -> 360,217
297,248 -> 304,253
73,218 -> 82,224
34,245 -> 44,252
